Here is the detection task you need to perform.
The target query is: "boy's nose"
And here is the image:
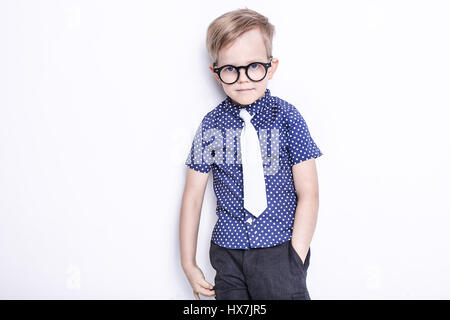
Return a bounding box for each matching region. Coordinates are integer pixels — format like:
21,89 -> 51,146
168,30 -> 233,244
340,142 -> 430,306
237,69 -> 250,82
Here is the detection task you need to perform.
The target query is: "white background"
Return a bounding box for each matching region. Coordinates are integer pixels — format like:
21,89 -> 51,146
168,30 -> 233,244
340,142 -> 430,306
1,0 -> 449,299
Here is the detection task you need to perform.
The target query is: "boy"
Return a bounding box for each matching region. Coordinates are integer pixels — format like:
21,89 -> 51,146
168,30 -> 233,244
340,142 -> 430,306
180,8 -> 323,300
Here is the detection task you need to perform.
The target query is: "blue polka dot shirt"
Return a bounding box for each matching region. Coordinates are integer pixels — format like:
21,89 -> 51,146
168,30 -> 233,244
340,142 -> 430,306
185,89 -> 323,249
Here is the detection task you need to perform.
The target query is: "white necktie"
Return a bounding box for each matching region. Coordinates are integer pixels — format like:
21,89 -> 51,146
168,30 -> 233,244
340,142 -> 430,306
239,109 -> 268,218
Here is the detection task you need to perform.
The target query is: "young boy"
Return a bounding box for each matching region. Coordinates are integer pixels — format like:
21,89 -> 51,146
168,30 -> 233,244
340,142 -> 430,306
180,8 -> 323,300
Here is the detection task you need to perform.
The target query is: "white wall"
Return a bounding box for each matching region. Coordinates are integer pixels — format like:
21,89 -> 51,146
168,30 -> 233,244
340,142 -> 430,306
0,0 -> 449,299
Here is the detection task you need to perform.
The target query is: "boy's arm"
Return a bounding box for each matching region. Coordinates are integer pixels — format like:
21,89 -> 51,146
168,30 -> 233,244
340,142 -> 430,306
291,158 -> 320,263
180,168 -> 215,299
179,168 -> 210,270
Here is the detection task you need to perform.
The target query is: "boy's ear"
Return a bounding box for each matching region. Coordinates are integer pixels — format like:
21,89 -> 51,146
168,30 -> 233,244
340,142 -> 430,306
209,64 -> 221,84
267,57 -> 279,80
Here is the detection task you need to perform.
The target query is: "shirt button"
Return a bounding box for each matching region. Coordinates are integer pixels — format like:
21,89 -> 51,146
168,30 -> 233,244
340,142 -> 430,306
246,217 -> 253,224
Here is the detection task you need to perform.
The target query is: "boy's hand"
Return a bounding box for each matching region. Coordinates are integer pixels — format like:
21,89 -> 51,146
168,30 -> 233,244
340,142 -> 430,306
184,264 -> 216,299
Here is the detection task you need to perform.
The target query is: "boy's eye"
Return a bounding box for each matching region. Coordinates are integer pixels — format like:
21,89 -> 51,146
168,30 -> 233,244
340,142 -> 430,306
224,66 -> 235,72
249,63 -> 258,69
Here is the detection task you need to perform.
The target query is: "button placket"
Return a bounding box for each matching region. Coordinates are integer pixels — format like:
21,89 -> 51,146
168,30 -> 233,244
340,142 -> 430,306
245,216 -> 254,248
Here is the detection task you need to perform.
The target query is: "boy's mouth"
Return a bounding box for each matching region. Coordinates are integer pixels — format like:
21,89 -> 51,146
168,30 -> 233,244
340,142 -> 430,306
237,88 -> 254,92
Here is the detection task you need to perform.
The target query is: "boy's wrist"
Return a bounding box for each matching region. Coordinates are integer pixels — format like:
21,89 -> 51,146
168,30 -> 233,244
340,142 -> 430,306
181,260 -> 197,271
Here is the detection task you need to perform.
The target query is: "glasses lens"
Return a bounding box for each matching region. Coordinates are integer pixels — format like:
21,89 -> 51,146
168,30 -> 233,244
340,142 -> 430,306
247,63 -> 266,81
220,66 -> 238,84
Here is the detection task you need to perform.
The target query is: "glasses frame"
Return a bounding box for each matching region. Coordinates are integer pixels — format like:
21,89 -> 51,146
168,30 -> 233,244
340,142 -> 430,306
213,56 -> 273,84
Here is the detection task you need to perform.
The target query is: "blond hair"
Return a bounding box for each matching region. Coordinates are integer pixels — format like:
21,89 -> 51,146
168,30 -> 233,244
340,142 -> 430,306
206,8 -> 275,66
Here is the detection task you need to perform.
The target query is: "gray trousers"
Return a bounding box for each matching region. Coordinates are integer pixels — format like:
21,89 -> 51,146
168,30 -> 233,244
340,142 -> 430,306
209,239 -> 311,300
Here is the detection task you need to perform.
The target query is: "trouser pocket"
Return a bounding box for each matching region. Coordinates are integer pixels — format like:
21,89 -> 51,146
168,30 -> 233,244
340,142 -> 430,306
288,239 -> 310,271
209,240 -> 220,270
287,240 -> 311,299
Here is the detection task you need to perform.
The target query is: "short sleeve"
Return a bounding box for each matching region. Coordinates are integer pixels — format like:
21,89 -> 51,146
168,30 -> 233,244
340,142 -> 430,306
286,105 -> 323,166
184,119 -> 212,174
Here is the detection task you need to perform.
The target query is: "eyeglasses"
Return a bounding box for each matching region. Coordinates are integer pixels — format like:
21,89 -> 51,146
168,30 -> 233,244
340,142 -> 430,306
213,56 -> 273,84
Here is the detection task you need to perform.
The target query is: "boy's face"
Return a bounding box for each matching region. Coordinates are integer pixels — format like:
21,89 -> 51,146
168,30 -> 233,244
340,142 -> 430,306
209,28 -> 279,107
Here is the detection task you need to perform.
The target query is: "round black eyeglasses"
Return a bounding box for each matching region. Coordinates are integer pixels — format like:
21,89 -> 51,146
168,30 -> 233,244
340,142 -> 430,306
213,56 -> 273,84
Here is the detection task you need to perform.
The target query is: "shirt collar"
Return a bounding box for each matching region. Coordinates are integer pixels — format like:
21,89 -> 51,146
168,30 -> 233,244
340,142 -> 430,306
223,88 -> 274,118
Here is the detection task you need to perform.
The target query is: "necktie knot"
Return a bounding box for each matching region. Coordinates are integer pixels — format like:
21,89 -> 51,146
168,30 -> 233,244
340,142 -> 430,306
239,109 -> 253,123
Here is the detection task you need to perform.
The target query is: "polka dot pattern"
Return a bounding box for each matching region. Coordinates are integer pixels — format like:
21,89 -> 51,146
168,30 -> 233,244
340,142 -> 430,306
185,89 -> 323,249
